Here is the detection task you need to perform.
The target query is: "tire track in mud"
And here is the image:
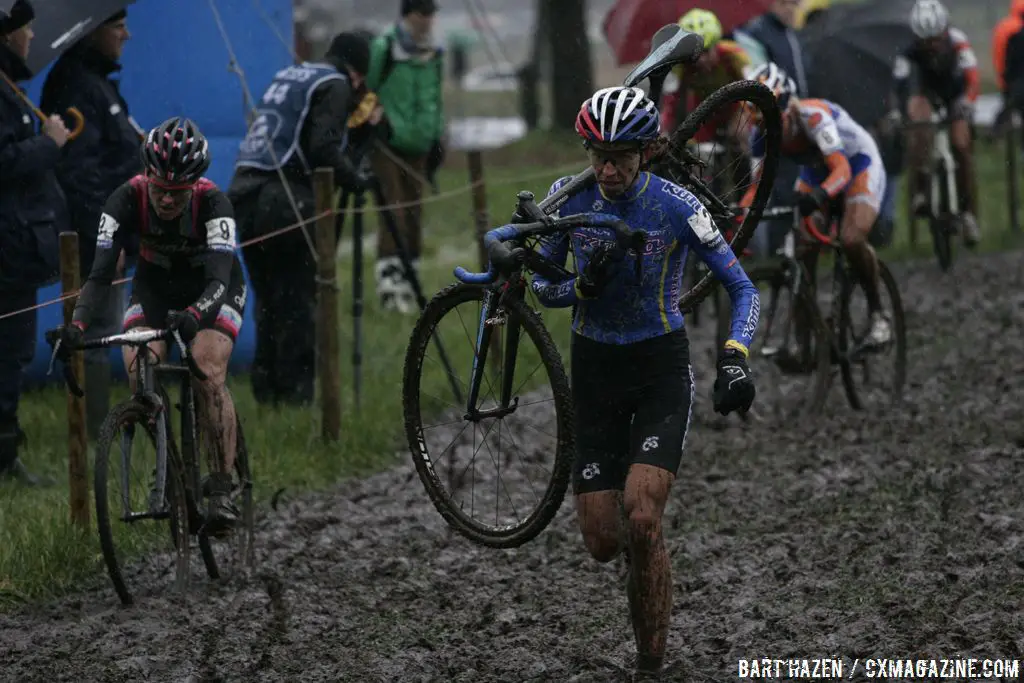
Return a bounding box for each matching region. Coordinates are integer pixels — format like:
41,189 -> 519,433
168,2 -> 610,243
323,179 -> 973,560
3,249 -> 1024,683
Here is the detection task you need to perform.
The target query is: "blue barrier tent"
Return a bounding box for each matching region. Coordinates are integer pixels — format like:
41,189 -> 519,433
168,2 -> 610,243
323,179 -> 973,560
20,0 -> 294,384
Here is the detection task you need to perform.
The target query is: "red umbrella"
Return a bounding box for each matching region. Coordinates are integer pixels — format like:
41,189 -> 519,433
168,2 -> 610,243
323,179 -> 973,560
603,0 -> 773,66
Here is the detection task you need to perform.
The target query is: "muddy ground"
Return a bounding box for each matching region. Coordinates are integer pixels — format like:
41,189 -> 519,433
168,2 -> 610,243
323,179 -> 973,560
2,248 -> 1024,683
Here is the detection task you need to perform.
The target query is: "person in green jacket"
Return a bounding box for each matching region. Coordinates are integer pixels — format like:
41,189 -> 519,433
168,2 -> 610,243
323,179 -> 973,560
367,0 -> 445,314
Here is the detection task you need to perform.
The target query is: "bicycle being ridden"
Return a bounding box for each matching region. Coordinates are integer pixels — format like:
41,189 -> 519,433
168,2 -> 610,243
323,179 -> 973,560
741,63 -> 893,351
526,85 -> 759,681
56,117 -> 246,535
896,0 -> 982,246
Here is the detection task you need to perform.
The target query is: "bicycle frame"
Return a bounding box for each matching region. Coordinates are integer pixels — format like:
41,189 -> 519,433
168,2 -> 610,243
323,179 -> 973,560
757,203 -> 891,372
930,111 -> 959,217
455,195 -> 646,419
47,327 -> 207,522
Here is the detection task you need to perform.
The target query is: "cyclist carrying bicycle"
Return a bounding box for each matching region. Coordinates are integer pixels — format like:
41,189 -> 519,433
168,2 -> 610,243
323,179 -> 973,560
743,63 -> 893,347
530,85 -> 759,681
895,0 -> 981,246
59,117 -> 245,534
659,9 -> 751,149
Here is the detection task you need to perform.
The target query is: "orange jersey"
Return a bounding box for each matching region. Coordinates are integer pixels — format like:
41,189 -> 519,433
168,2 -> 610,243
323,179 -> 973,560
992,0 -> 1024,91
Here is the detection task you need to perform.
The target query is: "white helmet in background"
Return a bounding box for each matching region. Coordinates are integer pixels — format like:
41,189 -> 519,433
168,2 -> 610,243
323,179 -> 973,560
748,62 -> 798,110
910,0 -> 949,39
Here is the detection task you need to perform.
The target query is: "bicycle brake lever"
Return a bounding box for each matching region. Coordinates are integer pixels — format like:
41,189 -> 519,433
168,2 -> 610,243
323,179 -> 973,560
46,339 -> 61,377
172,329 -> 210,382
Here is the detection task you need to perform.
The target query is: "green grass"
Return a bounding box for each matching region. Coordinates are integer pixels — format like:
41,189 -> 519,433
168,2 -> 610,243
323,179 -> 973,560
1,130 -> 1021,607
0,138 -> 584,607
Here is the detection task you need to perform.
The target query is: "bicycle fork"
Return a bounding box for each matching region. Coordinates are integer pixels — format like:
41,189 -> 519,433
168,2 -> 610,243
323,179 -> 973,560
761,234 -> 803,359
465,288 -> 521,421
120,392 -> 171,522
932,128 -> 958,218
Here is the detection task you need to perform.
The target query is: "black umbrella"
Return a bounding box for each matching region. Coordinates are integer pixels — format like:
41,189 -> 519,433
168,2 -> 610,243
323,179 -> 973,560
801,0 -> 918,127
21,0 -> 137,75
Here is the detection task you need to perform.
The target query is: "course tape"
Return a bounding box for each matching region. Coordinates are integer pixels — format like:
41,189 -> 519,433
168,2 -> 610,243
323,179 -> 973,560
0,161 -> 585,321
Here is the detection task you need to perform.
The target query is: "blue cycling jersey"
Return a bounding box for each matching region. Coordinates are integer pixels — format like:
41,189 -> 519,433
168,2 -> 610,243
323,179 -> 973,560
530,172 -> 760,352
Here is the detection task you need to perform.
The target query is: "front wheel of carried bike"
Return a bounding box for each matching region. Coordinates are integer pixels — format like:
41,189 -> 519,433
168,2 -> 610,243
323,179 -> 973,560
652,80 -> 783,312
837,259 -> 907,409
94,399 -> 190,606
403,282 -> 573,549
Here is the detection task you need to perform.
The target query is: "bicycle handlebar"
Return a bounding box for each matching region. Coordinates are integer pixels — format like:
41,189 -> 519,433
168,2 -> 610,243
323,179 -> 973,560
731,204 -> 838,246
45,324 -> 209,397
454,212 -> 647,285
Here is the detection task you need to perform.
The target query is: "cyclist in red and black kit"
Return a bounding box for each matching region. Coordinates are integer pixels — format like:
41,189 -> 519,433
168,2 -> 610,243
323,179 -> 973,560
896,0 -> 981,245
61,117 -> 246,533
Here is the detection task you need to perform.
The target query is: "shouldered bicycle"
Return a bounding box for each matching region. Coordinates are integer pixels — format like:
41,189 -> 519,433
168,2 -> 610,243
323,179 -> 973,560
400,23 -> 785,550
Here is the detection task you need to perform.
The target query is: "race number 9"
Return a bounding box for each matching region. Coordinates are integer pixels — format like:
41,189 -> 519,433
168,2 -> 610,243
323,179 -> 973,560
206,217 -> 237,251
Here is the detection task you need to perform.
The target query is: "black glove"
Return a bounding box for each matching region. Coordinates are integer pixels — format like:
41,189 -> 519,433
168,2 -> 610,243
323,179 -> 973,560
798,187 -> 830,218
166,309 -> 200,344
61,322 -> 85,350
575,243 -> 622,299
712,349 -> 756,415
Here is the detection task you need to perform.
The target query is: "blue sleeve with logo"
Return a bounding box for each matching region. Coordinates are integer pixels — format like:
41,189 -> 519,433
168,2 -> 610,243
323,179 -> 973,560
666,184 -> 760,355
530,176 -> 581,308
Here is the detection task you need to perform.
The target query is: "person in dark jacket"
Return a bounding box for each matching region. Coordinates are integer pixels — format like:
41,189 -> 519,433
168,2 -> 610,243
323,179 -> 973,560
0,0 -> 69,485
227,31 -> 372,406
735,0 -> 808,257
40,8 -> 142,439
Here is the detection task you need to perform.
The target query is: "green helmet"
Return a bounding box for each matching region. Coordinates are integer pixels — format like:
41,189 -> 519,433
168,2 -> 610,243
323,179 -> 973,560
678,8 -> 723,50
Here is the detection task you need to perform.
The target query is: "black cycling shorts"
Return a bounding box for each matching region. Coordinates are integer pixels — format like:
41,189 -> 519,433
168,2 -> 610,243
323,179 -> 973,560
904,62 -> 969,116
123,260 -> 248,343
570,328 -> 694,495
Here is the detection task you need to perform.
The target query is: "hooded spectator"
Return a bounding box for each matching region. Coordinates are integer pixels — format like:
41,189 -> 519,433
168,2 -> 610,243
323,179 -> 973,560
0,0 -> 68,485
40,8 -> 143,439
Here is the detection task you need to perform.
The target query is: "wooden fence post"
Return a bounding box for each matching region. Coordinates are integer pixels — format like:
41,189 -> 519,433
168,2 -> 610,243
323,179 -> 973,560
313,168 -> 341,442
60,232 -> 89,530
467,150 -> 502,369
468,150 -> 489,270
1006,119 -> 1020,234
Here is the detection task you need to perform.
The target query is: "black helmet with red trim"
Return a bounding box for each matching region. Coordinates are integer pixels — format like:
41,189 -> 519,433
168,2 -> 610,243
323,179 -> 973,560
141,117 -> 210,186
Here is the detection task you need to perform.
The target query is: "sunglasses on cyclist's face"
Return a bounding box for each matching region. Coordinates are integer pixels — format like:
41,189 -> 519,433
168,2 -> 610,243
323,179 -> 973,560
586,144 -> 641,169
148,174 -> 195,196
147,174 -> 194,217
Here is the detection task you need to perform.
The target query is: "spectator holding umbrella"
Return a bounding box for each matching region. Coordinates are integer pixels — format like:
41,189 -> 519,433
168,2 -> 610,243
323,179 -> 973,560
40,7 -> 143,440
0,0 -> 68,485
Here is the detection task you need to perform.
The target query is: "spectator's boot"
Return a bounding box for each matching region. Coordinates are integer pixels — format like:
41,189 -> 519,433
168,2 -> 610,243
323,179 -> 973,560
375,256 -> 404,312
84,360 -> 111,441
202,471 -> 240,538
960,211 -> 981,248
392,258 -> 420,315
0,430 -> 54,487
